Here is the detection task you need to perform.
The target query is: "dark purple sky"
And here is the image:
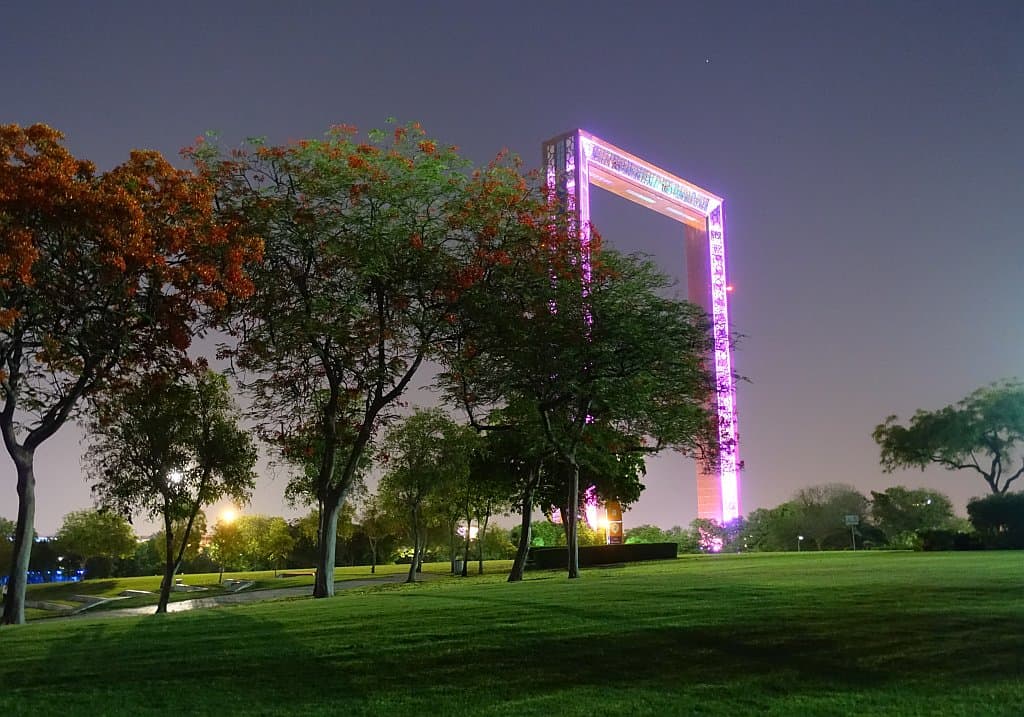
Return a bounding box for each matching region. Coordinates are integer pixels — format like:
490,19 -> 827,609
3,1 -> 1023,534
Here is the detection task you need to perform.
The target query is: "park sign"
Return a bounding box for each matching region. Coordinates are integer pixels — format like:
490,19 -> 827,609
606,501 -> 623,545
844,515 -> 860,526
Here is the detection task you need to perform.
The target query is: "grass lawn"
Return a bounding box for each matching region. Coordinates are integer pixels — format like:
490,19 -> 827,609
21,562 -> 465,616
2,552 -> 1022,716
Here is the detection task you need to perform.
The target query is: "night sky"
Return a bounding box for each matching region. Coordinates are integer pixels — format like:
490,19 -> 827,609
3,1 -> 1023,534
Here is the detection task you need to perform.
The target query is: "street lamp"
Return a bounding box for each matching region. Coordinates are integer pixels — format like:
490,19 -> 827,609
797,535 -> 804,552
216,507 -> 239,583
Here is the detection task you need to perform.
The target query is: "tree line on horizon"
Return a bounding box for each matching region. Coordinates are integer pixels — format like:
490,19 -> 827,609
3,477 -> 1021,588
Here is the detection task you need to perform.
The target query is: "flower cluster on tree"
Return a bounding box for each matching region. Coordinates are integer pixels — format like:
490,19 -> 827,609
0,124 -> 260,624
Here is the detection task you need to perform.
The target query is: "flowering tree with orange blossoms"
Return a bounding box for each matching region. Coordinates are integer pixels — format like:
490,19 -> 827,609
0,124 -> 261,624
189,121 -> 564,598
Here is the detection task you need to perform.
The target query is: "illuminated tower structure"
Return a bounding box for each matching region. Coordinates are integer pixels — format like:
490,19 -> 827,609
542,130 -> 739,523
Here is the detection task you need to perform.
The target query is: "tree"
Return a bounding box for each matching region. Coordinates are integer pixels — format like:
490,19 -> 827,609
466,453 -> 510,576
288,505 -> 359,571
463,405 -> 552,583
525,519 -> 565,548
208,514 -> 244,577
625,524 -> 673,545
378,409 -> 472,583
874,380 -> 1024,495
153,512 -> 208,569
742,503 -> 803,552
237,515 -> 295,573
123,536 -> 163,577
358,494 -> 400,574
52,509 -> 136,571
211,514 -> 295,574
478,525 -> 516,560
688,517 -> 746,553
191,122 -> 544,598
790,484 -> 869,550
444,246 -> 719,579
967,492 -> 1024,549
0,517 -> 14,576
85,368 -> 257,613
0,124 -> 261,624
869,486 -> 956,544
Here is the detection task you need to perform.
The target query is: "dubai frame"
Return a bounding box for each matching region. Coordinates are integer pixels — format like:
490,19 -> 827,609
542,130 -> 739,523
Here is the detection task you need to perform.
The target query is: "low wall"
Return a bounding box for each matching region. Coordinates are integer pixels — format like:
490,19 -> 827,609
527,543 -> 677,570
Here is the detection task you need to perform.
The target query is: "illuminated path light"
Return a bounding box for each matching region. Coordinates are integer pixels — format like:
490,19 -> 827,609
543,130 -> 740,523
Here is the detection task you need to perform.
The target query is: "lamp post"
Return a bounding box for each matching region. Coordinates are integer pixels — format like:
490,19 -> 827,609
797,535 -> 804,553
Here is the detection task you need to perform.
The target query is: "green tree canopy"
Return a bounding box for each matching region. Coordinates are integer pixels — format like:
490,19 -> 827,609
0,124 -> 260,625
85,368 -> 257,612
378,408 -> 474,583
869,486 -> 955,541
443,247 -> 719,578
191,121 -> 552,598
52,509 -> 136,568
874,380 -> 1024,494
0,516 -> 14,575
967,492 -> 1024,548
789,483 -> 869,550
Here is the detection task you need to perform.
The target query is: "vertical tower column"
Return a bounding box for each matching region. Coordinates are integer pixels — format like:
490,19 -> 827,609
685,225 -> 723,521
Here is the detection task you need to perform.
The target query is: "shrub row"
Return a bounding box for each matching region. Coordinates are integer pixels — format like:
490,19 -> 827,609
527,543 -> 678,569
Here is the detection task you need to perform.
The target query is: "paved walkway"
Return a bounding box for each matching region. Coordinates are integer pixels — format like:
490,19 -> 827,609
65,573 -> 430,620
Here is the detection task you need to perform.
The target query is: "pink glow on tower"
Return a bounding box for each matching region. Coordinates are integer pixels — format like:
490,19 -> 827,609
542,129 -> 741,524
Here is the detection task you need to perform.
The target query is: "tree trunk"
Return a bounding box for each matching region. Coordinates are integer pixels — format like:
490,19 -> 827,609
406,532 -> 419,584
461,510 -> 471,577
508,486 -> 535,583
478,512 -> 489,575
369,537 -> 377,574
2,453 -> 35,625
406,507 -> 420,584
567,462 -> 580,579
314,499 -> 341,598
448,519 -> 458,574
416,525 -> 425,573
157,513 -> 176,614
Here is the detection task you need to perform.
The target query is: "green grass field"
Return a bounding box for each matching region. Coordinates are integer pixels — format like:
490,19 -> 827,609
2,552 -> 1022,716
21,562 -> 462,616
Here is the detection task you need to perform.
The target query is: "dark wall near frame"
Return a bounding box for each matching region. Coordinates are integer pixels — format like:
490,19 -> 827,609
527,543 -> 677,570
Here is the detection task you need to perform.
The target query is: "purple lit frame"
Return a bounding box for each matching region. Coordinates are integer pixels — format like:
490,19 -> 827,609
543,130 -> 740,522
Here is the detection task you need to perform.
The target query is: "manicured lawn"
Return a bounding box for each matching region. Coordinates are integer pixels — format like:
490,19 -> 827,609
2,552 -> 1022,715
22,562 -> 466,616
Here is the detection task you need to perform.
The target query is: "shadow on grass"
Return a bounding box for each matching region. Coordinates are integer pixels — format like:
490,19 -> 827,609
4,555 -> 1022,715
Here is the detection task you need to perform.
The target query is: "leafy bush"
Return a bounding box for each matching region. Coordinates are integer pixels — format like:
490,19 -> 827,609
918,530 -> 984,551
967,492 -> 1024,548
527,543 -> 677,569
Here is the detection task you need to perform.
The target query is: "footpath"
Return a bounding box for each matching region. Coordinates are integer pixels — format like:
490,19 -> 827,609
63,573 -> 430,620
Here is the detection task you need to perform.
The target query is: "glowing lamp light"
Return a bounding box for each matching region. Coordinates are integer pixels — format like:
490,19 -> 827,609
456,524 -> 479,540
